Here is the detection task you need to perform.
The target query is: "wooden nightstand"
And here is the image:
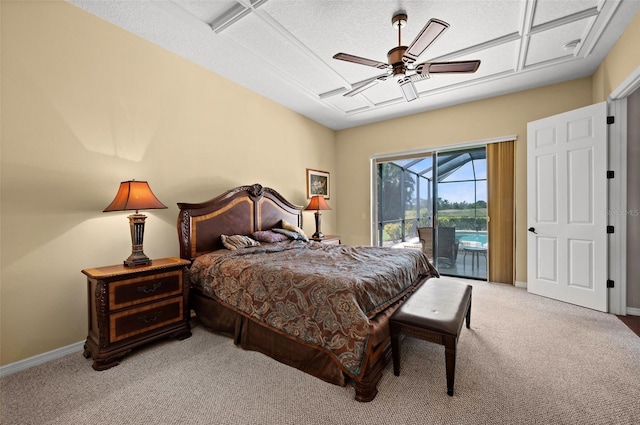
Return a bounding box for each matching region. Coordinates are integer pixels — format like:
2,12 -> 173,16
311,235 -> 341,245
81,257 -> 191,370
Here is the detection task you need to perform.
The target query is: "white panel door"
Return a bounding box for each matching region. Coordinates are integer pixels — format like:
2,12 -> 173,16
527,102 -> 608,312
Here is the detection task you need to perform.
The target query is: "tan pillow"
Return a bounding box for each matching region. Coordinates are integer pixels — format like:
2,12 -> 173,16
281,219 -> 308,241
221,234 -> 260,250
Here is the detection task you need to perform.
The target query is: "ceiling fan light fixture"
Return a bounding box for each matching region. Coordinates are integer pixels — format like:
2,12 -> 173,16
398,77 -> 418,102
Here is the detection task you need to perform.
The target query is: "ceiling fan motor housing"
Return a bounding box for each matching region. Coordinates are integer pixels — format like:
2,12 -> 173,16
392,13 -> 407,29
388,46 -> 408,76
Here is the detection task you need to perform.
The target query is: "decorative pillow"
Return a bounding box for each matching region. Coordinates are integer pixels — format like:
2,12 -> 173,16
221,234 -> 260,250
272,228 -> 308,241
280,219 -> 309,241
251,230 -> 289,243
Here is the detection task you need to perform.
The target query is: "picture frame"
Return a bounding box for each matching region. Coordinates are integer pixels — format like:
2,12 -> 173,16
306,168 -> 330,199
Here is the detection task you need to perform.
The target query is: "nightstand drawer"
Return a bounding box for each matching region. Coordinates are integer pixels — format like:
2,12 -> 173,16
109,270 -> 183,310
110,297 -> 183,343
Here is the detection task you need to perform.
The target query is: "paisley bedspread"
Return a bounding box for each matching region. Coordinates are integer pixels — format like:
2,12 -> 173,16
188,240 -> 438,377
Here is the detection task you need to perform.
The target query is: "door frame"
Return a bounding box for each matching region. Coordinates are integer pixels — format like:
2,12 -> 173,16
607,65 -> 640,315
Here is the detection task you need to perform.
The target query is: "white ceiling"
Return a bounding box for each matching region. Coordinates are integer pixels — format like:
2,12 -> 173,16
69,0 -> 640,130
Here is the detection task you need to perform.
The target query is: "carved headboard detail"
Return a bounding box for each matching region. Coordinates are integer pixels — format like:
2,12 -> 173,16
177,184 -> 303,260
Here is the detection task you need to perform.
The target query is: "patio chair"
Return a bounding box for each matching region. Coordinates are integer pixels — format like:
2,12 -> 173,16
417,227 -> 459,266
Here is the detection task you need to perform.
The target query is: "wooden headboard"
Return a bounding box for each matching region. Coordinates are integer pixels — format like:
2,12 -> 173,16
177,183 -> 303,261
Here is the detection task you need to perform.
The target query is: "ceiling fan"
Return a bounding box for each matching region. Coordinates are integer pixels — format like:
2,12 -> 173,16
333,13 -> 481,102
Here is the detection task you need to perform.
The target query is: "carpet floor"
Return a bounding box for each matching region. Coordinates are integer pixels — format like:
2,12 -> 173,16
1,280 -> 639,425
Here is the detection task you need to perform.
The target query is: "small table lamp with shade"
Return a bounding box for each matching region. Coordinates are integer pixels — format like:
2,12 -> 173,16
304,195 -> 331,239
103,180 -> 167,267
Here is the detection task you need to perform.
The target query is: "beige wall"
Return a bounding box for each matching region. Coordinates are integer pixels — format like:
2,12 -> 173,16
335,78 -> 593,284
592,12 -> 640,103
0,2 -> 336,366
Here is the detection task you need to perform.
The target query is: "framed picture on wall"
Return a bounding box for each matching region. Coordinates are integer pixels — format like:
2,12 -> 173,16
306,168 -> 330,199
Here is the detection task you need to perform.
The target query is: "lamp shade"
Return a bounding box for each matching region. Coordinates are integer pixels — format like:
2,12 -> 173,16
103,180 -> 167,213
305,195 -> 331,211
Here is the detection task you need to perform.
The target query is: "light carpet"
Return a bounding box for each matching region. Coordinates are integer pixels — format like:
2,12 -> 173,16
1,280 -> 639,425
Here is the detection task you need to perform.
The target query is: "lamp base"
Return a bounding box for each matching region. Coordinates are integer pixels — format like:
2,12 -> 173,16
124,213 -> 152,267
124,251 -> 152,267
313,211 -> 324,240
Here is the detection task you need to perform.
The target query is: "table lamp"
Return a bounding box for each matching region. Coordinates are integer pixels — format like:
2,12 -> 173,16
103,180 -> 167,267
304,195 -> 331,239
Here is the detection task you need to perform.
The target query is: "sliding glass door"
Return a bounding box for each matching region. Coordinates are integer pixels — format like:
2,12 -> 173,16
435,148 -> 487,279
376,146 -> 487,280
377,156 -> 433,247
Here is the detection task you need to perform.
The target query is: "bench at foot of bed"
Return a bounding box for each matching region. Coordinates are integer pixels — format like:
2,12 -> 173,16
390,277 -> 472,396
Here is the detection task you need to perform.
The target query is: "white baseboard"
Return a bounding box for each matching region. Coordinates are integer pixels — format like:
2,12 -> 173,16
0,341 -> 85,378
626,307 -> 640,316
515,281 -> 527,288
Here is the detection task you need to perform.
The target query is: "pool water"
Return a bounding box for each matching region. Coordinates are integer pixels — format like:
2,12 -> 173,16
455,231 -> 488,247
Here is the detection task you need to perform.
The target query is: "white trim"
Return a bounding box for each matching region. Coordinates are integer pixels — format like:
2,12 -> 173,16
515,281 -> 527,289
626,307 -> 640,316
605,64 -> 640,315
370,134 -> 517,162
0,341 -> 85,378
369,157 -> 378,246
607,98 -> 627,315
609,65 -> 640,100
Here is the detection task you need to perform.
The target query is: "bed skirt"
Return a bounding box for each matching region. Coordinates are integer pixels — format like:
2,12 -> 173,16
189,283 -> 421,401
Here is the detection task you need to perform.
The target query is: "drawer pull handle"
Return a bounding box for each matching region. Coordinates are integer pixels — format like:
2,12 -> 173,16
137,282 -> 162,294
138,312 -> 161,324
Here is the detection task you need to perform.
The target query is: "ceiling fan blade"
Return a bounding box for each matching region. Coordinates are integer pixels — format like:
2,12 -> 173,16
403,19 -> 449,63
344,74 -> 389,97
416,60 -> 481,74
333,53 -> 390,69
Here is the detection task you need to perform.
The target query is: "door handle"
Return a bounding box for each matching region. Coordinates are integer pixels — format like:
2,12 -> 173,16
528,227 -> 537,234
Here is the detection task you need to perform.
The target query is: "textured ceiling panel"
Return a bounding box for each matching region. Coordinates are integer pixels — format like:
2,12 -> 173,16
408,1 -> 523,60
361,79 -> 406,105
526,18 -> 593,66
532,0 -> 600,26
69,0 -> 640,130
222,14 -> 344,94
324,91 -> 372,114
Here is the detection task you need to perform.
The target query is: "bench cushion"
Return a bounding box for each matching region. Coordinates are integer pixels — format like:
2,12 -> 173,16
391,278 -> 472,336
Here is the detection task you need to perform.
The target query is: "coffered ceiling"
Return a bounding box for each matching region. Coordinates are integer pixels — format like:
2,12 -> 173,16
69,0 -> 640,130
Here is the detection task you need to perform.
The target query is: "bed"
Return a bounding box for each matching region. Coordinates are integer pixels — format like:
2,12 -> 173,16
177,183 -> 438,401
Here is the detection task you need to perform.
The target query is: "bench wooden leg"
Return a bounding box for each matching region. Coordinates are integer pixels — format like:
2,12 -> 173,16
466,295 -> 472,329
444,336 -> 457,396
391,331 -> 401,376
